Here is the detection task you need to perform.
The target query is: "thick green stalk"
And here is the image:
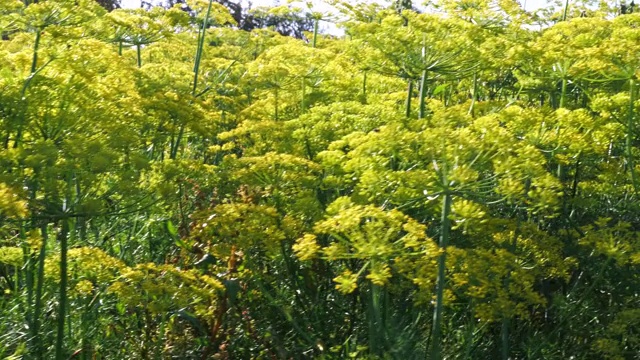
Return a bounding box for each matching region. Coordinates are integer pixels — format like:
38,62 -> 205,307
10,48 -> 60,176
25,182 -> 39,327
368,283 -> 385,356
21,226 -> 36,356
136,44 -> 141,68
55,218 -> 70,360
556,77 -> 568,179
31,29 -> 41,74
562,0 -> 569,21
419,37 -> 427,119
627,78 -> 638,193
22,223 -> 32,322
430,191 -> 452,360
405,80 -> 413,118
419,70 -> 428,119
501,317 -> 510,360
170,124 -> 184,160
312,17 -> 319,48
559,77 -> 567,109
31,224 -> 48,360
500,226 -> 518,360
55,173 -> 75,359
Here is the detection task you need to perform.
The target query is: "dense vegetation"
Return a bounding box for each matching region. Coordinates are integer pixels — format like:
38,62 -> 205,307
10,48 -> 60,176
1,0 -> 639,359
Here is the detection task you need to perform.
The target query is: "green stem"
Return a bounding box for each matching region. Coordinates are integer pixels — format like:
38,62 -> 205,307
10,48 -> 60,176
15,29 -> 42,149
22,223 -> 32,322
627,78 -> 638,194
312,17 -> 319,48
500,225 -> 519,360
430,191 -> 452,360
368,283 -> 385,356
31,29 -> 41,74
31,224 -> 48,360
274,87 -> 279,121
562,0 -> 569,21
405,79 -> 413,118
55,218 -> 70,360
501,317 -> 510,360
559,77 -> 567,109
301,77 -> 306,114
192,0 -> 213,95
169,0 -> 214,160
136,44 -> 141,68
468,72 -> 477,116
170,125 -> 184,160
557,78 -> 567,178
362,70 -> 367,104
419,70 -> 428,119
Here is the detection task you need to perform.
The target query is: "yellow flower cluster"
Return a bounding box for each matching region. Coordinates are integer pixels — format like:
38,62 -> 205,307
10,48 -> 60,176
0,183 -> 27,219
108,262 -> 223,317
0,247 -> 23,267
295,197 -> 438,294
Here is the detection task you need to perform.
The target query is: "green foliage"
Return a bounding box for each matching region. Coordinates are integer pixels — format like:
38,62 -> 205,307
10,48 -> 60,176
1,0 -> 640,359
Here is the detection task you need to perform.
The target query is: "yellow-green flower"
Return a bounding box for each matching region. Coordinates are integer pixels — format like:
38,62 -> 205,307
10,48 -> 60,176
293,234 -> 320,261
334,270 -> 358,294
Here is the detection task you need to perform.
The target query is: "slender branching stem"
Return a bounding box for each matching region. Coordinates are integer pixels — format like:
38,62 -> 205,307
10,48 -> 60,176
405,80 -> 413,118
312,17 -> 319,48
31,29 -> 41,74
192,0 -> 213,95
627,78 -> 638,194
54,218 -> 70,360
560,77 -> 567,109
301,77 -> 306,114
31,224 -> 48,360
419,70 -> 428,119
430,189 -> 452,360
136,44 -> 141,68
501,222 -> 519,360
